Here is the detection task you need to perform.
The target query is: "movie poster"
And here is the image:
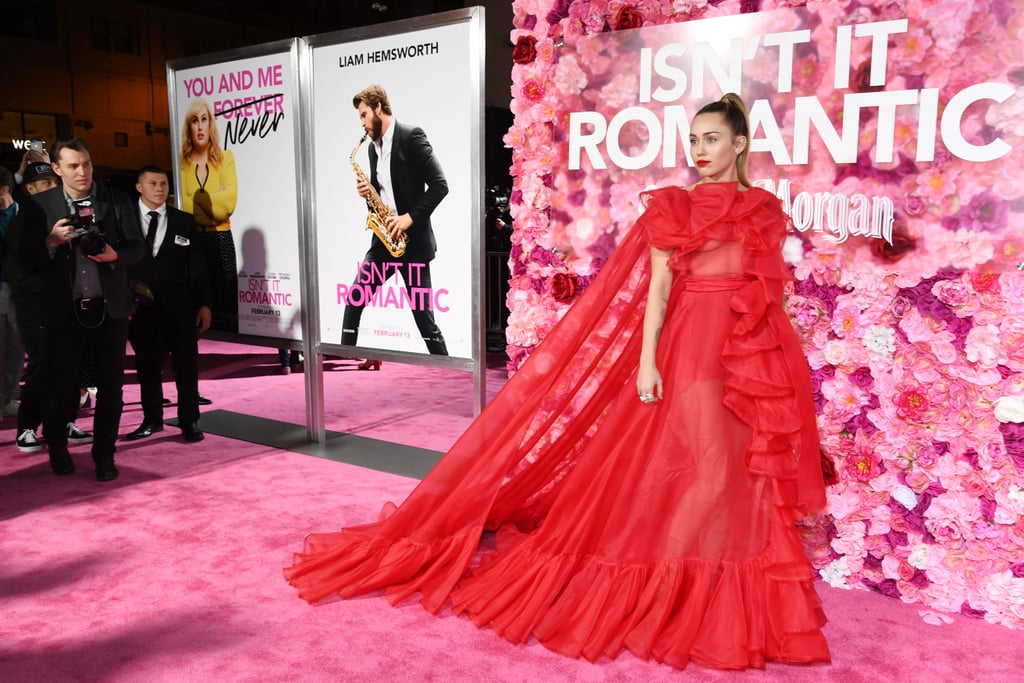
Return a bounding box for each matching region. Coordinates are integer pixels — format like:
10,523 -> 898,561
167,43 -> 303,338
308,15 -> 480,361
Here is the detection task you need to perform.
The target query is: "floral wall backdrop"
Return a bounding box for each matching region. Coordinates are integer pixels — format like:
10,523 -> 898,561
504,0 -> 1024,629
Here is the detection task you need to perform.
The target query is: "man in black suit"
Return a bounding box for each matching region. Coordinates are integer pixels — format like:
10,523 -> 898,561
5,161 -> 94,454
125,165 -> 211,443
17,137 -> 145,480
341,84 -> 449,355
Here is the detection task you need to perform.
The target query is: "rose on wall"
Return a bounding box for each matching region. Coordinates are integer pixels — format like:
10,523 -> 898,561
612,6 -> 644,31
871,224 -> 917,263
512,35 -> 538,65
550,271 -> 580,303
507,0 -> 1024,628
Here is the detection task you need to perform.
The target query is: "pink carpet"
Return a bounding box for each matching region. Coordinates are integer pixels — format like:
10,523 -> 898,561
181,340 -> 508,452
1,340 -> 1022,682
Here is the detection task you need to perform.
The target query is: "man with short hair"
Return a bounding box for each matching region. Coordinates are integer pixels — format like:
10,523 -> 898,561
17,137 -> 144,480
5,161 -> 93,453
125,165 -> 211,442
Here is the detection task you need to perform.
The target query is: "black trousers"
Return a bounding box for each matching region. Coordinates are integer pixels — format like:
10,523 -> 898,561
15,295 -> 97,432
42,303 -> 129,463
340,255 -> 448,355
13,297 -> 45,432
129,299 -> 200,425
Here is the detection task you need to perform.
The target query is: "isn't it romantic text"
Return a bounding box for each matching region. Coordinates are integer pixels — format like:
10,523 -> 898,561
337,260 -> 450,312
239,277 -> 293,306
569,18 -> 1014,171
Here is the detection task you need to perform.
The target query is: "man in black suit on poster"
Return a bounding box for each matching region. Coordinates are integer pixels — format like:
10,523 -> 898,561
341,84 -> 449,355
125,166 -> 211,443
17,137 -> 145,481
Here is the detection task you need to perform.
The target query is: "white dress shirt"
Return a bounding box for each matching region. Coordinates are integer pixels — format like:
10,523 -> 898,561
139,200 -> 167,257
373,120 -> 398,214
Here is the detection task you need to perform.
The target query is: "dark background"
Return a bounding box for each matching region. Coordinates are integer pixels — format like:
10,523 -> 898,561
1,0 -> 513,194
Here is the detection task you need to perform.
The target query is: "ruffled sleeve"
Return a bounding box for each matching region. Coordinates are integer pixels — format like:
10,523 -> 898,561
636,183 -> 789,264
636,186 -> 691,251
636,183 -> 755,253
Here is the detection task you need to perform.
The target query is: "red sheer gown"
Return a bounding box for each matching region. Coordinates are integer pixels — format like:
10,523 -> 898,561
285,181 -> 830,670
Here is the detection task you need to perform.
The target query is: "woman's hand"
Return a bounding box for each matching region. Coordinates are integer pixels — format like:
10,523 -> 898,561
636,363 -> 663,404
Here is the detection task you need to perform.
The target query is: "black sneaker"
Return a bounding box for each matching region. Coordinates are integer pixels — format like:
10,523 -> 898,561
67,423 -> 94,444
16,429 -> 43,453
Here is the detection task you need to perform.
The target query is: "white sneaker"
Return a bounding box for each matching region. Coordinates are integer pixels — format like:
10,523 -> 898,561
16,429 -> 42,453
67,422 -> 94,444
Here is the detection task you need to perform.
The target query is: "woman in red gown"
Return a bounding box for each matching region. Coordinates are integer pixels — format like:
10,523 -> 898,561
285,94 -> 830,671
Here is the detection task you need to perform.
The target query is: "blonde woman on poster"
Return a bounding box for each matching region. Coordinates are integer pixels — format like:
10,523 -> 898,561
179,99 -> 238,329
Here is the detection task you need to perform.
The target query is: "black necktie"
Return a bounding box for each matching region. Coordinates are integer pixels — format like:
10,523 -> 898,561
146,211 -> 159,252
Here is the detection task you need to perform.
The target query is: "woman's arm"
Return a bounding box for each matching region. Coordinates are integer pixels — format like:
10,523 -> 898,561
637,246 -> 673,401
210,151 -> 238,222
178,162 -> 196,214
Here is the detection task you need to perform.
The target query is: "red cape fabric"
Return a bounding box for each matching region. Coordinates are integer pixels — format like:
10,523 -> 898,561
286,181 -> 829,670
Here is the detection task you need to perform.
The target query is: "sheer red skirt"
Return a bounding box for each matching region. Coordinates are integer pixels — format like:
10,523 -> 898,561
285,183 -> 829,670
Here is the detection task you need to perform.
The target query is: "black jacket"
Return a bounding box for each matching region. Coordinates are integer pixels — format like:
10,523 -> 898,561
18,183 -> 145,320
128,205 -> 211,315
367,121 -> 448,263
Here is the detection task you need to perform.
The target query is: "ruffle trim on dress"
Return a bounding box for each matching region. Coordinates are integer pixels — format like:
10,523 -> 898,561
722,277 -> 812,512
641,182 -> 786,262
449,507 -> 829,671
285,525 -> 484,613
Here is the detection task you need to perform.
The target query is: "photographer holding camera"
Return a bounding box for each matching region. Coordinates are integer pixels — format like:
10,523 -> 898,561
17,137 -> 144,481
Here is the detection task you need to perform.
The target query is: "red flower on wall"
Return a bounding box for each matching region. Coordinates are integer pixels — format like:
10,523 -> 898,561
852,59 -> 886,93
871,224 -> 917,263
550,272 -> 580,303
820,447 -> 839,486
612,6 -> 644,31
969,272 -> 1000,293
512,35 -> 538,65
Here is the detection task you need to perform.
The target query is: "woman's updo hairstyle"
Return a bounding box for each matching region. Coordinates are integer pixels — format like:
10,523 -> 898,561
694,93 -> 751,187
